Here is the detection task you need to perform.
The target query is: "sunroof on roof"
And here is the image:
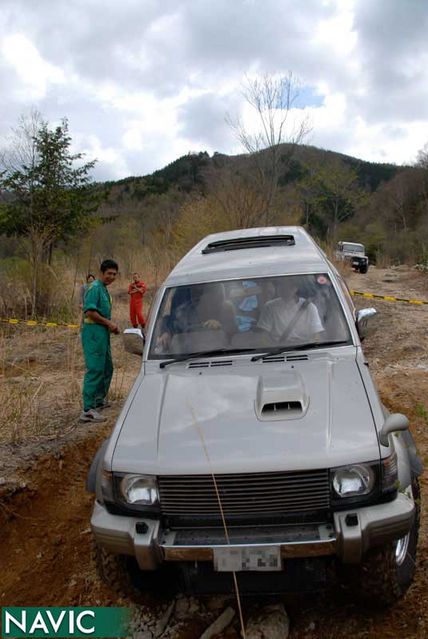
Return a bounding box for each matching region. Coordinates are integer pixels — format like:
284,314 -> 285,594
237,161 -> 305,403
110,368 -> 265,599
202,235 -> 295,254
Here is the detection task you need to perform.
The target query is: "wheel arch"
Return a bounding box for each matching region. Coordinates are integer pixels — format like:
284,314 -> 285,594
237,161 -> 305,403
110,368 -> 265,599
86,438 -> 110,496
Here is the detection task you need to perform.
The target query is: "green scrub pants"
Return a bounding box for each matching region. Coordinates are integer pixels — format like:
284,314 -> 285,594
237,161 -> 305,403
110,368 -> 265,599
82,323 -> 113,411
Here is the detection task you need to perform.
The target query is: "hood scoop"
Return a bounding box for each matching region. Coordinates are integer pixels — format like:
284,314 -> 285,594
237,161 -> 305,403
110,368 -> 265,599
256,371 -> 308,421
261,400 -> 303,417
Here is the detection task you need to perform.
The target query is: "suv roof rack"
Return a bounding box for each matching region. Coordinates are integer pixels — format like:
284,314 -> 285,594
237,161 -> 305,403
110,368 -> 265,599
202,234 -> 295,254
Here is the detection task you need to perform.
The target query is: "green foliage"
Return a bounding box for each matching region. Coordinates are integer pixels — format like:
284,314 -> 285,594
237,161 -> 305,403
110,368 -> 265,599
278,159 -> 305,186
91,143 -> 428,267
345,158 -> 399,191
0,118 -> 102,256
415,256 -> 428,272
0,255 -> 31,276
0,115 -> 105,315
337,219 -> 387,264
416,403 -> 428,424
2,129 -> 428,303
101,153 -> 212,213
294,157 -> 368,239
149,151 -> 211,193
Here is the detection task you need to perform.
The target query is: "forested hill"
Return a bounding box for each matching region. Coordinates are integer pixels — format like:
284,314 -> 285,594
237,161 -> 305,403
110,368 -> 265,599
93,141 -> 426,269
102,143 -> 402,205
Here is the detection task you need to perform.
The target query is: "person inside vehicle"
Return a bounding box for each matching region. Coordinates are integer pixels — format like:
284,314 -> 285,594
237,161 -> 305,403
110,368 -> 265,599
156,283 -> 235,352
257,275 -> 324,345
229,280 -> 260,332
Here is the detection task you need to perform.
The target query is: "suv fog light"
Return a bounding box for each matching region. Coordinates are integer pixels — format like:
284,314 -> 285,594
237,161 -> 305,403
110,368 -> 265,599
120,475 -> 159,505
332,464 -> 375,498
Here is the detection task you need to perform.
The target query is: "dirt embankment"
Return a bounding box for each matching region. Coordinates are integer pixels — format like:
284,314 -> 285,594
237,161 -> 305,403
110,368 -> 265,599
1,265 -> 428,639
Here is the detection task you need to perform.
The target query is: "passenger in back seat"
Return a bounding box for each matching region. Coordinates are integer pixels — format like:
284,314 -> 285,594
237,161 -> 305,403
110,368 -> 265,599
230,280 -> 260,332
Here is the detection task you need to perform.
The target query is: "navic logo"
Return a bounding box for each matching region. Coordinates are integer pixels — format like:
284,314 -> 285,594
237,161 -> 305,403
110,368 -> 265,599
1,608 -> 131,638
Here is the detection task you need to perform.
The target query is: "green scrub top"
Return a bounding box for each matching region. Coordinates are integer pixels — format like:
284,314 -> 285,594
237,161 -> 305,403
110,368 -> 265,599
83,279 -> 112,321
81,279 -> 114,411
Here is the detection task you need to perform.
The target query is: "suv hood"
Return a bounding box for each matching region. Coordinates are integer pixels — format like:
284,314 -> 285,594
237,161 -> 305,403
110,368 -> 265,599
112,352 -> 380,475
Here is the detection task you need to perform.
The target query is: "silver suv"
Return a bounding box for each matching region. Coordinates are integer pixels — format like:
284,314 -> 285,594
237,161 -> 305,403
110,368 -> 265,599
88,227 -> 421,604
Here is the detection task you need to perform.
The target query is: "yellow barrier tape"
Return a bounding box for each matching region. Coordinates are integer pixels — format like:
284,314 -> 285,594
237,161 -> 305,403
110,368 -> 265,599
351,290 -> 428,305
0,317 -> 80,329
1,290 -> 426,330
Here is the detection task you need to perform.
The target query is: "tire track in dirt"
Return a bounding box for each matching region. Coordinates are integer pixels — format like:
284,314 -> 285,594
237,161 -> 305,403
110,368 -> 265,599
0,424 -> 119,606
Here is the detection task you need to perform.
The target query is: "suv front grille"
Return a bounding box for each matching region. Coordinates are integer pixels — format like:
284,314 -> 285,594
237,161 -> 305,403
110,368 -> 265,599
158,470 -> 330,522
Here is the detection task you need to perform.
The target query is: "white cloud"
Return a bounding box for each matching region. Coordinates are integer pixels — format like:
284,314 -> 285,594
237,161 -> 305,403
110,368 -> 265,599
0,0 -> 428,178
1,33 -> 65,100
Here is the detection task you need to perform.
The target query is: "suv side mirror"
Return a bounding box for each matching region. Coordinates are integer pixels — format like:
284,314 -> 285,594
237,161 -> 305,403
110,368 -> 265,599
379,413 -> 409,447
123,328 -> 145,356
356,307 -> 377,340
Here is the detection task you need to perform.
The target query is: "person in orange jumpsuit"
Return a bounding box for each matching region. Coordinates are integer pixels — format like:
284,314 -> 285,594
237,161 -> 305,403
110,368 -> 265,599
128,272 -> 146,329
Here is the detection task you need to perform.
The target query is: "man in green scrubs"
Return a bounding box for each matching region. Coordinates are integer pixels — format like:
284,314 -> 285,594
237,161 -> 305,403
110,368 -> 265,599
80,259 -> 120,423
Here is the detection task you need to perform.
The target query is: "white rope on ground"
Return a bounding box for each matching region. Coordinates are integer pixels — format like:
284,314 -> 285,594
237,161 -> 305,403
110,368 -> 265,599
188,401 -> 247,639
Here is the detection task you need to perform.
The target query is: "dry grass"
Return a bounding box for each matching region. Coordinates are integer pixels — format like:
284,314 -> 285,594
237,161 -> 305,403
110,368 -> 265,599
0,253 -> 171,446
0,293 -> 141,445
374,253 -> 394,268
0,327 -> 81,443
0,248 -> 171,324
331,258 -> 354,279
0,253 -> 164,445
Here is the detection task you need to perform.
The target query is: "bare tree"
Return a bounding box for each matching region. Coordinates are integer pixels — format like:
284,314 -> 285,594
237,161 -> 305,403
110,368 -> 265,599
0,109 -> 43,173
381,169 -> 424,235
415,143 -> 428,223
227,73 -> 311,224
207,166 -> 269,228
416,143 -> 428,169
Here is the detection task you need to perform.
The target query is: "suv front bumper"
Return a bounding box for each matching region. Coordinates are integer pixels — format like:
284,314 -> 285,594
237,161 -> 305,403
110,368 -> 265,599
91,493 -> 415,568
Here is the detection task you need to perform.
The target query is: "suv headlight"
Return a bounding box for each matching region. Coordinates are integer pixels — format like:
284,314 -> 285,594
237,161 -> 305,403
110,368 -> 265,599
332,463 -> 375,498
118,474 -> 159,506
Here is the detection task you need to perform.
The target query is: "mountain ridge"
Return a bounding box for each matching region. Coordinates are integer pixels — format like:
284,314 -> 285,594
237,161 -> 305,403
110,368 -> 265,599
100,142 -> 407,203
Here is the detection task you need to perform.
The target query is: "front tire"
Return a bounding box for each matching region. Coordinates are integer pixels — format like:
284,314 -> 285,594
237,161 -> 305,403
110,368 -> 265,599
342,477 -> 420,607
359,263 -> 368,274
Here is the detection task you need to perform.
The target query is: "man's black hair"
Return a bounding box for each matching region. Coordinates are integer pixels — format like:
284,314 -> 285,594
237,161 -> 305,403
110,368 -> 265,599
100,259 -> 119,273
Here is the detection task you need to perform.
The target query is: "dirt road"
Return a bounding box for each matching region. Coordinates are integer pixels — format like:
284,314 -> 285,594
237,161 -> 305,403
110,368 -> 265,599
1,265 -> 427,638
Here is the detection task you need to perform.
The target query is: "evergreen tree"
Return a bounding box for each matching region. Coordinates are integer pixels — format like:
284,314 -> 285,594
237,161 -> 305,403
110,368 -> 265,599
0,117 -> 103,313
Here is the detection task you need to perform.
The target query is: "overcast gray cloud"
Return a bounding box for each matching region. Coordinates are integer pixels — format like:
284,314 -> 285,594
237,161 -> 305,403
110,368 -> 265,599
351,0 -> 428,123
178,92 -> 240,150
1,0 -> 428,179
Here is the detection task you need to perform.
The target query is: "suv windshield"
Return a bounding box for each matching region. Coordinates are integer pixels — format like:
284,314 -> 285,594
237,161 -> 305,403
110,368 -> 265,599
149,274 -> 352,359
342,243 -> 364,253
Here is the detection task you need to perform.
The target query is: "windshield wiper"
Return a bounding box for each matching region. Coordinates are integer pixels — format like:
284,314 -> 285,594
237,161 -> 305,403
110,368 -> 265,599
159,348 -> 257,369
251,340 -> 350,362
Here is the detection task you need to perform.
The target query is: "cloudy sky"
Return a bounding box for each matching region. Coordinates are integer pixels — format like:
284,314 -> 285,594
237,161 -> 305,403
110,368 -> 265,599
1,0 -> 427,180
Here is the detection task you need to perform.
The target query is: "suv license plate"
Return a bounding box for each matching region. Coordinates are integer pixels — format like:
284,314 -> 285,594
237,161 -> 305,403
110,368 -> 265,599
213,546 -> 282,572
